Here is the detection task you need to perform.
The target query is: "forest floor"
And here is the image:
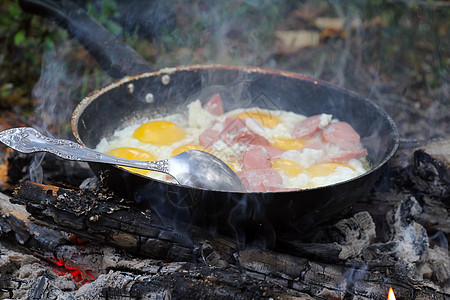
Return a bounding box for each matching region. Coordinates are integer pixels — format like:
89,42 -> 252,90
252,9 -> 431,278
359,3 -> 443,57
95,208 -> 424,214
0,0 -> 448,138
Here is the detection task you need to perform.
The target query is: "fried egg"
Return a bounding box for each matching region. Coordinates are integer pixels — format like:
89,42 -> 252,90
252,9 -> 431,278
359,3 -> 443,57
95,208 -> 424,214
95,99 -> 369,191
134,120 -> 186,145
107,147 -> 156,176
233,110 -> 281,128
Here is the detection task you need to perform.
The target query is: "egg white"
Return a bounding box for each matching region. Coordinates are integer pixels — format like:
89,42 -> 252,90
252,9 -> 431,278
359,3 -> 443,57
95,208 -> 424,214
95,100 -> 369,189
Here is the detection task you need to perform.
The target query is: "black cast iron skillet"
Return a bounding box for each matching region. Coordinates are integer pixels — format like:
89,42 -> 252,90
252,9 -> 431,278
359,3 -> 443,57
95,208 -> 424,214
20,0 -> 399,242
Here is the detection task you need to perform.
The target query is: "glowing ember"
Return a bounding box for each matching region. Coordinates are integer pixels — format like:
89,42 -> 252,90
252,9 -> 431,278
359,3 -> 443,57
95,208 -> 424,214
51,258 -> 96,283
388,287 -> 396,300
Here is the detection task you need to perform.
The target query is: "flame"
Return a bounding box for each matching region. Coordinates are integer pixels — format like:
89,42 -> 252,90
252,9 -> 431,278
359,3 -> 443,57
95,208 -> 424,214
388,287 -> 396,300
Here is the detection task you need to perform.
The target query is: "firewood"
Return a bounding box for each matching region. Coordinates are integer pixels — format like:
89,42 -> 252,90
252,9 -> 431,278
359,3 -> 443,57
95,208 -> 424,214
410,139 -> 450,239
11,181 -> 238,264
0,147 -> 93,193
413,139 -> 450,203
354,138 -> 450,242
2,183 -> 450,298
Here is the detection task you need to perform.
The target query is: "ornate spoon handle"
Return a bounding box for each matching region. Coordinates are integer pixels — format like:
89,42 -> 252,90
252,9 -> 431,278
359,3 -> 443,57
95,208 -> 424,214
0,127 -> 169,173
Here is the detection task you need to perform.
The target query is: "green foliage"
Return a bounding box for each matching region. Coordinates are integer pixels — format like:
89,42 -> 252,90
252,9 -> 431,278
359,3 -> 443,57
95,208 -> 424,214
0,0 -> 447,109
0,0 -> 68,103
152,0 -> 286,66
13,31 -> 26,46
85,0 -> 123,36
333,0 -> 448,91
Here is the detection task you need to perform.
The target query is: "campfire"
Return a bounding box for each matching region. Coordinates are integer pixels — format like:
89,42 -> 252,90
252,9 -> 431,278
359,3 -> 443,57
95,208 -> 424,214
1,142 -> 449,298
1,0 -> 449,299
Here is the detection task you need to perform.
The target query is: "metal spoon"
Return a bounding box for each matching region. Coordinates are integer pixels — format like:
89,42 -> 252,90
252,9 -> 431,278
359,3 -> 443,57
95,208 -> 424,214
0,127 -> 246,192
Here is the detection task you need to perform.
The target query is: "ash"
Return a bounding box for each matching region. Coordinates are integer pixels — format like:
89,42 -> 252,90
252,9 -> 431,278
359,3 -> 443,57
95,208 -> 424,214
1,1 -> 449,299
1,143 -> 449,299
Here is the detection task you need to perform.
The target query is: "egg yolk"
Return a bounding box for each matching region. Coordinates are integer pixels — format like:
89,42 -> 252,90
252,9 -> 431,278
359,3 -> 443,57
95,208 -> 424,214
233,110 -> 281,128
172,144 -> 212,157
133,120 -> 186,145
306,163 -> 354,177
107,147 -> 156,176
272,158 -> 304,177
272,137 -> 307,150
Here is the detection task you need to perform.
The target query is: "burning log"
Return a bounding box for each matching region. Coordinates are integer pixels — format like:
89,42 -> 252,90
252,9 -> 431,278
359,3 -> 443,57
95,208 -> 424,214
0,149 -> 92,192
356,138 -> 450,239
0,137 -> 448,299
408,140 -> 450,239
1,179 -> 449,299
9,181 -> 238,264
412,139 -> 450,204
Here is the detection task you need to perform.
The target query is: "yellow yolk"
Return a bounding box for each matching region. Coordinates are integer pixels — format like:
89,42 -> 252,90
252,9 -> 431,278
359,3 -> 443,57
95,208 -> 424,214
306,163 -> 354,177
172,144 -> 211,156
133,120 -> 186,145
233,110 -> 281,128
272,137 -> 307,150
107,147 -> 156,176
272,158 -> 304,177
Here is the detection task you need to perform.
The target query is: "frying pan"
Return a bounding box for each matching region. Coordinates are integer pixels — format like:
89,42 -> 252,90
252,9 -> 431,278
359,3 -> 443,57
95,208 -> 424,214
20,0 -> 399,241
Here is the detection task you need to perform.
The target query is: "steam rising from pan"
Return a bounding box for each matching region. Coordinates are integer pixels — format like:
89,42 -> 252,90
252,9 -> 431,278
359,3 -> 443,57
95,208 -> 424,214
72,65 -> 399,241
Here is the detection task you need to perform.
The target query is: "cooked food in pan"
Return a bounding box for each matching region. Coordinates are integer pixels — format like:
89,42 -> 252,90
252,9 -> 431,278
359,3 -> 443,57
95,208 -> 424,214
95,94 -> 369,192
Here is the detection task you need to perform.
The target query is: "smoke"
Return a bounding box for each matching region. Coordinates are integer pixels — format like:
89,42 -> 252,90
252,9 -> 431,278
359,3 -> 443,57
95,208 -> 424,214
23,0 -> 448,247
150,1 -> 284,68
227,193 -> 276,248
28,40 -> 108,183
430,231 -> 449,253
68,0 -> 449,142
27,48 -> 70,183
28,153 -> 45,183
340,264 -> 368,291
32,48 -> 83,137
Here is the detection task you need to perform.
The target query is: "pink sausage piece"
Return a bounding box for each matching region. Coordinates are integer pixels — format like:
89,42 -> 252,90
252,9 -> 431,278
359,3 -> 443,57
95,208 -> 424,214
221,117 -> 247,136
321,121 -> 362,151
293,115 -> 323,140
234,131 -> 271,147
199,128 -> 221,147
301,140 -> 325,151
264,145 -> 286,159
237,168 -> 283,192
203,93 -> 224,116
243,146 -> 271,170
325,148 -> 368,163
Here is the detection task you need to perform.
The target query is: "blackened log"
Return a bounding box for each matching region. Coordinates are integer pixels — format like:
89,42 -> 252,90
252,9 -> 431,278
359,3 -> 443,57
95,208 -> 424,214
4,183 -> 450,298
411,139 -> 450,239
413,139 -> 450,203
11,181 -> 238,265
0,148 -> 92,193
0,149 -> 31,192
355,138 -> 450,239
279,211 -> 376,262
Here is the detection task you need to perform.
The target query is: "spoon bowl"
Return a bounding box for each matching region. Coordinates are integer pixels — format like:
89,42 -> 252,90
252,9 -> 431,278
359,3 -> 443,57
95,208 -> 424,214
0,127 -> 246,192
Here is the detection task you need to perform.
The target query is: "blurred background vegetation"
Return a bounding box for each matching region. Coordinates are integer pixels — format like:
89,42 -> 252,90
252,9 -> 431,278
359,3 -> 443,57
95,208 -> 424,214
0,0 -> 448,137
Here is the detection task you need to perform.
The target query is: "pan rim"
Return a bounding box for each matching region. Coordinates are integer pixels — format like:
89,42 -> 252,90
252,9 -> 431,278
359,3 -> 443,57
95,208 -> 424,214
71,64 -> 399,194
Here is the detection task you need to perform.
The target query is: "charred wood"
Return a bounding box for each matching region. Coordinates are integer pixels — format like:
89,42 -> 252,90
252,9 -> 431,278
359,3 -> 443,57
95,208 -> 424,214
355,138 -> 450,239
1,182 -> 449,298
10,181 -> 234,264
412,139 -> 450,204
409,139 -> 450,238
0,149 -> 92,193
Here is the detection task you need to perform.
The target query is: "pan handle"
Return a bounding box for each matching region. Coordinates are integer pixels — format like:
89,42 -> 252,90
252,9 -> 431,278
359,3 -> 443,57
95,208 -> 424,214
19,0 -> 152,78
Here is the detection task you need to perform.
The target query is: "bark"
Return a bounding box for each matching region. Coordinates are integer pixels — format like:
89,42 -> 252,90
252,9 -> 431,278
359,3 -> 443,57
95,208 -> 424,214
1,137 -> 449,299
1,179 -> 449,299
